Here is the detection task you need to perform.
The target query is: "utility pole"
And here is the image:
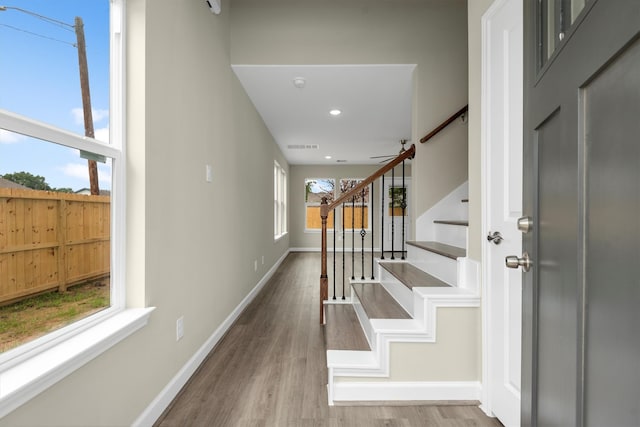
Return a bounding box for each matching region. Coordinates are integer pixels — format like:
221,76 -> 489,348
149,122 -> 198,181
74,16 -> 99,196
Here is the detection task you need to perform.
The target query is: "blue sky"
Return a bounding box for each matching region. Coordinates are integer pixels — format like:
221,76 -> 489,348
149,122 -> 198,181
0,0 -> 111,191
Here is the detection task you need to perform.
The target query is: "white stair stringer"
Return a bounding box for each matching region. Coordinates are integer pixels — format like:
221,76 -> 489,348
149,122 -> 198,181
327,285 -> 480,405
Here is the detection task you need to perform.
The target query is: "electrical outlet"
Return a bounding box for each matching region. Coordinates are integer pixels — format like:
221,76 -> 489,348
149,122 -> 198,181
176,316 -> 184,341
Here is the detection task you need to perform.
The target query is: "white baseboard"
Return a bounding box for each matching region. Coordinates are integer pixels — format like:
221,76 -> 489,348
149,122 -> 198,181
331,381 -> 481,404
132,250 -> 290,427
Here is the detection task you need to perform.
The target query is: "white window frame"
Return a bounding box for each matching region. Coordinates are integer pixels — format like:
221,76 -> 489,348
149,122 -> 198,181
274,161 -> 287,240
339,178 -> 371,231
304,177 -> 335,233
0,1 -> 153,417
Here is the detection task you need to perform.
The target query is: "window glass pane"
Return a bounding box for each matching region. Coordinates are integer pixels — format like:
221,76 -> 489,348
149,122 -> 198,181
570,0 -> 585,24
274,162 -> 287,237
0,1 -> 110,140
0,132 -> 112,352
0,132 -> 112,193
388,187 -> 407,217
539,0 -> 588,67
306,207 -> 333,229
343,206 -> 368,229
339,179 -> 369,203
305,178 -> 334,204
340,179 -> 370,229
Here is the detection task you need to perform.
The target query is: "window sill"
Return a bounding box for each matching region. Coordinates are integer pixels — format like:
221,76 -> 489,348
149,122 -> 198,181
0,307 -> 155,418
274,232 -> 288,242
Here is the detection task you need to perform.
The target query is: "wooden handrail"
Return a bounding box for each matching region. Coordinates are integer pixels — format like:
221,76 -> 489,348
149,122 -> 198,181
325,144 -> 416,212
319,144 -> 415,323
419,105 -> 468,144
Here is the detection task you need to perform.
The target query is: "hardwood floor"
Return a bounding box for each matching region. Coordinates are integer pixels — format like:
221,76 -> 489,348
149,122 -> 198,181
155,252 -> 502,427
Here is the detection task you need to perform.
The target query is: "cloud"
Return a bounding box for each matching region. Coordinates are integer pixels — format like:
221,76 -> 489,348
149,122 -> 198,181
0,129 -> 24,144
60,162 -> 112,185
71,108 -> 110,126
94,126 -> 109,143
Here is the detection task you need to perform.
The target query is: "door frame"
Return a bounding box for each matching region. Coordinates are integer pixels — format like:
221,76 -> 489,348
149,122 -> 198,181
480,0 -> 524,419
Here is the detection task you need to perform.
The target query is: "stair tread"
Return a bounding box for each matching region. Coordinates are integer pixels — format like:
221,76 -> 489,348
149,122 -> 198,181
407,241 -> 466,260
433,219 -> 469,226
379,261 -> 451,289
352,283 -> 411,319
324,304 -> 370,351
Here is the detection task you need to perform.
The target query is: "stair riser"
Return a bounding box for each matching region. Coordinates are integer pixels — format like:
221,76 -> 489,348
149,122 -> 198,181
407,246 -> 458,286
415,181 -> 468,242
433,223 -> 468,249
352,290 -> 377,351
377,268 -> 415,316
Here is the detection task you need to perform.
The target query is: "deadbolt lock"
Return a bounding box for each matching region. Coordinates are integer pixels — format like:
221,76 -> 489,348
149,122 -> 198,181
517,216 -> 533,233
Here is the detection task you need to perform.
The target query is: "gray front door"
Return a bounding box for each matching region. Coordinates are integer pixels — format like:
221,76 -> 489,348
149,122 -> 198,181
522,1 -> 640,426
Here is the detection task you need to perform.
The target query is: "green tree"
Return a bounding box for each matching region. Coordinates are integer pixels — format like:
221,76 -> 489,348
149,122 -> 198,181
54,187 -> 74,193
2,172 -> 52,191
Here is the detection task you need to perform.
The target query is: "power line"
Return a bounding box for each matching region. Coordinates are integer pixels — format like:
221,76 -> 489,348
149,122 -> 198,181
0,23 -> 76,47
0,6 -> 74,30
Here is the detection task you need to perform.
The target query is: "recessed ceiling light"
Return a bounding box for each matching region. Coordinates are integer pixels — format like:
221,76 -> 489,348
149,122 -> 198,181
329,109 -> 342,116
325,155 -> 332,160
293,77 -> 306,88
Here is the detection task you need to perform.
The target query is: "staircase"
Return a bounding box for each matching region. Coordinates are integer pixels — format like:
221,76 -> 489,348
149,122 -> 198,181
323,182 -> 481,405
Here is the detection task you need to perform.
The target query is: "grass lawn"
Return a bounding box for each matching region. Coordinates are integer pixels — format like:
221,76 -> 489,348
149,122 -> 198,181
0,278 -> 110,353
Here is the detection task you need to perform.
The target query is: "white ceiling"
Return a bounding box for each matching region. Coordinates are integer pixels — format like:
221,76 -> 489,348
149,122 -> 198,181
231,64 -> 415,165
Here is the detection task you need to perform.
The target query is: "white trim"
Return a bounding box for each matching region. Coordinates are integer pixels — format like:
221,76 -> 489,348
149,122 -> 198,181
133,250 -> 290,427
0,308 -> 154,418
480,0 -> 494,415
330,381 -> 482,405
274,231 -> 288,242
480,0 -> 523,418
458,257 -> 481,292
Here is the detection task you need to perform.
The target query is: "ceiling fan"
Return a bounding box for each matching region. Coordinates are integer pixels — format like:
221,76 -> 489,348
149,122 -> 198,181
370,139 -> 409,163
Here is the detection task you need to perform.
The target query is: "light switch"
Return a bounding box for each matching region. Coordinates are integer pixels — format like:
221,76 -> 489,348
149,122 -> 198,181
206,164 -> 213,182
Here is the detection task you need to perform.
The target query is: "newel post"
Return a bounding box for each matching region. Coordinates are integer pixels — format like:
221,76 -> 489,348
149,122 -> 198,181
320,196 -> 329,324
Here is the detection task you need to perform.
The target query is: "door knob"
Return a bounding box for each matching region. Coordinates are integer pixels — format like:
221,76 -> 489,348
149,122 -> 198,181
505,252 -> 532,272
487,231 -> 503,244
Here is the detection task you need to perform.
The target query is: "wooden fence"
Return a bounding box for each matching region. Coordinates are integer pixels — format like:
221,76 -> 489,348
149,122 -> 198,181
0,188 -> 110,305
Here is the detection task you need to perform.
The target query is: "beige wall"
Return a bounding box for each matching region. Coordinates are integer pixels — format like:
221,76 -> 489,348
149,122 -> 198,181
231,0 -> 469,226
2,0 -> 289,425
467,0 -> 496,261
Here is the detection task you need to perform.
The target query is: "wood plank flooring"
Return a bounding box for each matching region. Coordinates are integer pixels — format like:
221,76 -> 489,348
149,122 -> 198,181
379,262 -> 450,289
406,241 -> 466,260
324,304 -> 370,351
352,282 -> 411,319
154,252 -> 502,427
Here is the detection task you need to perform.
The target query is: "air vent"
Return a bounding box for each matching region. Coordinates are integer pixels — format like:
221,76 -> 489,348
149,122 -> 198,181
287,144 -> 319,150
336,160 -> 348,163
